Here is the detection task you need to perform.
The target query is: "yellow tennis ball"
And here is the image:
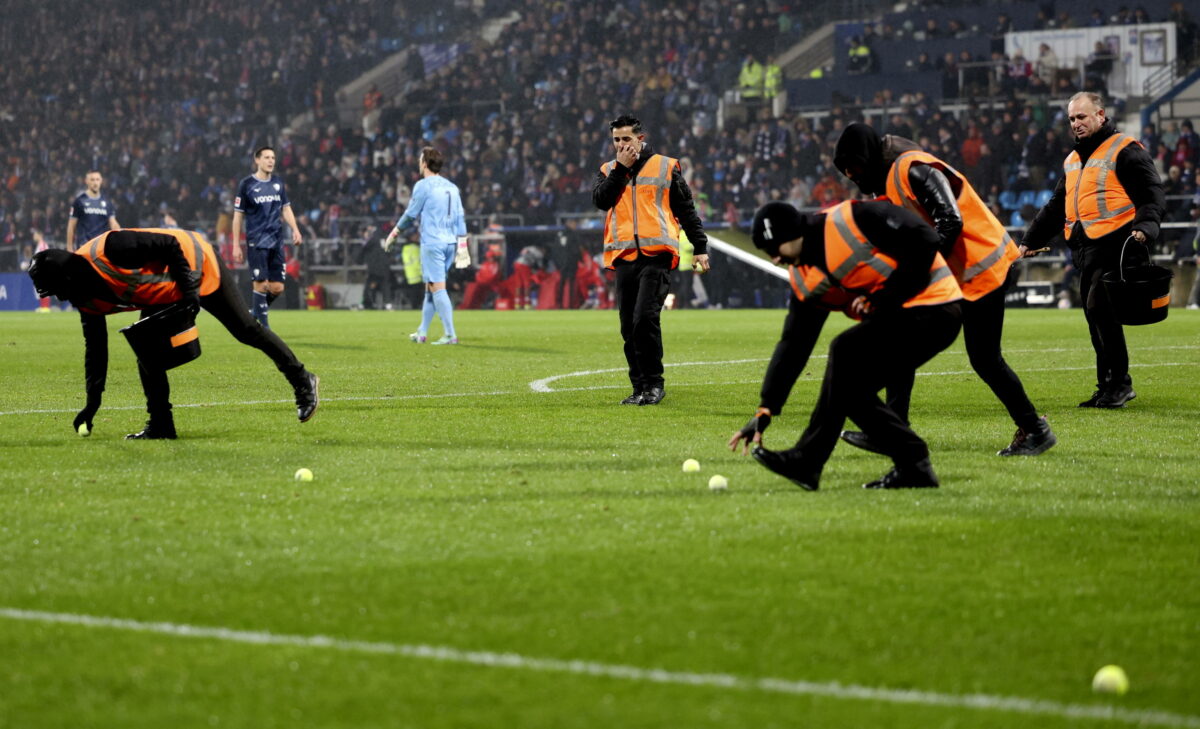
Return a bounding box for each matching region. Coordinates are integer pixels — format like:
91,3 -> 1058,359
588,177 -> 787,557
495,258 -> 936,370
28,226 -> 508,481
708,474 -> 728,491
294,468 -> 314,482
1092,665 -> 1129,696
682,458 -> 701,473
77,423 -> 91,437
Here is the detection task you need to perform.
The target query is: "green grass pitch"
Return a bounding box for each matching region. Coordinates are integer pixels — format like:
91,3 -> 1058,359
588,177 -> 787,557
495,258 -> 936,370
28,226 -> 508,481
0,307 -> 1197,728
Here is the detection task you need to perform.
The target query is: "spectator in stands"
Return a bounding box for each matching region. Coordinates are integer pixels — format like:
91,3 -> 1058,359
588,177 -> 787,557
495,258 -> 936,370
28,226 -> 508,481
847,37 -> 873,75
1088,8 -> 1107,26
1035,43 -> 1059,86
1169,2 -> 1198,63
1084,40 -> 1115,89
764,55 -> 784,99
739,53 -> 765,100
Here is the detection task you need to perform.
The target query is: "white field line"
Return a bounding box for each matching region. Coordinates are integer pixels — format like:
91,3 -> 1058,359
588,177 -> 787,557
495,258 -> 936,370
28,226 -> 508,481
0,608 -> 1195,727
0,350 -> 1193,416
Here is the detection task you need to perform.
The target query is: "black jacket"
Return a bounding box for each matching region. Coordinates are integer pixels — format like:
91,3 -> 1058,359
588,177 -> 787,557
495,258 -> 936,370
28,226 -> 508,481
834,123 -> 964,257
1024,122 -> 1165,250
758,200 -> 946,415
70,230 -> 207,397
592,143 -> 708,258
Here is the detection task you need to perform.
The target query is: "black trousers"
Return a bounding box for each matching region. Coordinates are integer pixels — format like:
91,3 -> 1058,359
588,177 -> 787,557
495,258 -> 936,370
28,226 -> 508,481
792,302 -> 963,474
614,255 -> 672,391
140,258 -> 306,419
1076,240 -> 1146,390
882,271 -> 1039,431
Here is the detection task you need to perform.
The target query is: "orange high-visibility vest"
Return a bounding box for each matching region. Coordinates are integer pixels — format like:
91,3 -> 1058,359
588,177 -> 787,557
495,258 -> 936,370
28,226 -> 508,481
75,228 -> 221,315
790,201 -> 961,310
1064,133 -> 1140,240
886,151 -> 1019,301
600,154 -> 681,269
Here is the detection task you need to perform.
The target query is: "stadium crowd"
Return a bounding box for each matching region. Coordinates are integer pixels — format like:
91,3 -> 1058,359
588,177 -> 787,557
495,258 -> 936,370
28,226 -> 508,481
2,0 -> 1198,277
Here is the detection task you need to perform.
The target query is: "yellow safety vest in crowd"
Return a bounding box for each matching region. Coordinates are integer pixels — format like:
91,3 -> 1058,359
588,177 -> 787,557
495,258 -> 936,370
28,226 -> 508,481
1063,132 -> 1140,240
401,242 -> 422,284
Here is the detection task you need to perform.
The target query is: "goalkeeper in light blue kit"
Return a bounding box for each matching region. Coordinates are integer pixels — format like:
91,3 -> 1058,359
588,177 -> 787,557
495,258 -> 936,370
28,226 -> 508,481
385,146 -> 468,345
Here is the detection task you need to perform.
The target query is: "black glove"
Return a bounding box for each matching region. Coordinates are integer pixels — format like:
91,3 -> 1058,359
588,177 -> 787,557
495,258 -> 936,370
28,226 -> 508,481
73,390 -> 102,433
729,408 -> 772,455
740,408 -> 772,440
177,270 -> 202,314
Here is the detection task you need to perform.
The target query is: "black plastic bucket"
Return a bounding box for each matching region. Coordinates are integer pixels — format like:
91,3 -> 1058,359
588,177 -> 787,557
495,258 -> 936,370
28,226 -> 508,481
120,303 -> 201,370
1101,237 -> 1173,325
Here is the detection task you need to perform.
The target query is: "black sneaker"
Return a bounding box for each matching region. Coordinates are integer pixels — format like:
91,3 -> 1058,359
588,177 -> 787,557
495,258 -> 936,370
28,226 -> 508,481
125,420 -> 177,440
998,416 -> 1057,456
620,391 -> 644,405
1078,389 -> 1104,408
294,371 -> 320,422
638,387 -> 665,405
1095,385 -> 1136,409
751,446 -> 819,491
864,458 -> 939,489
839,430 -> 888,455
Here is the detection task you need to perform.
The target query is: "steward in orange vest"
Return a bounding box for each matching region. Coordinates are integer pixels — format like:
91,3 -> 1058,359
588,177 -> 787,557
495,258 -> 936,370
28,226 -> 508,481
593,113 -> 709,406
28,229 -> 319,439
834,122 -> 1055,456
1022,93 -> 1165,409
731,200 -> 964,491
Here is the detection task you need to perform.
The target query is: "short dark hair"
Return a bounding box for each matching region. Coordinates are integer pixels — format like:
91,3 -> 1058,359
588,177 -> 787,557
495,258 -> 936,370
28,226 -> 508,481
609,114 -> 643,134
254,146 -> 275,159
421,147 -> 443,173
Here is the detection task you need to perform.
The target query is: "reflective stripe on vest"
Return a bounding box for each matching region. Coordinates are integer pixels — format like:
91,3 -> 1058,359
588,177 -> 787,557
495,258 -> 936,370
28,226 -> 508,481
886,151 -> 1019,301
823,201 -> 962,308
76,229 -> 221,314
1064,133 -> 1139,240
600,154 -> 681,269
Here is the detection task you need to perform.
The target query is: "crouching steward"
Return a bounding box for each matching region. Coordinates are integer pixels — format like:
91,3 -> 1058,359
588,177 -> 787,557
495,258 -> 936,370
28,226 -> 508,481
28,228 -> 319,439
729,200 -> 963,490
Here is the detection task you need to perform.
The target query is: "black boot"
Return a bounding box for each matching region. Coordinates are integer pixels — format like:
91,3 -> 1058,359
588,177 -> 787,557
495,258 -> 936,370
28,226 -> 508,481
864,457 -> 939,489
291,370 -> 320,422
997,416 -> 1057,456
638,387 -> 665,405
839,430 -> 888,455
620,390 -> 644,405
751,446 -> 819,491
126,418 -> 177,440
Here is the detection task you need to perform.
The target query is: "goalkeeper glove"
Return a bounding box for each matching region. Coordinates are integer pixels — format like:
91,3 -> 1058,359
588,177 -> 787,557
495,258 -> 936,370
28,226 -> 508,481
383,226 -> 401,252
454,236 -> 471,268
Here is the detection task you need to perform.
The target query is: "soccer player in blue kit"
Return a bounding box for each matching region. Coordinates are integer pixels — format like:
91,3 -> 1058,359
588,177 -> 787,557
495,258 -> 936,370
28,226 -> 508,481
66,171 -> 120,251
384,147 -> 466,345
232,146 -> 303,329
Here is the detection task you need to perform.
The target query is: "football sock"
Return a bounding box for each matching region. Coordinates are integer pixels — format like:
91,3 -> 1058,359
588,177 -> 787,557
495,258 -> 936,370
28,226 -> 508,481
253,291 -> 270,328
433,289 -> 456,339
265,291 -> 279,306
419,292 -> 435,335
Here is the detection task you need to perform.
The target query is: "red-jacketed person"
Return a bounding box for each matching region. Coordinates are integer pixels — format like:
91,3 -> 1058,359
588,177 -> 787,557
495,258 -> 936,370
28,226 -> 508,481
729,200 -> 963,490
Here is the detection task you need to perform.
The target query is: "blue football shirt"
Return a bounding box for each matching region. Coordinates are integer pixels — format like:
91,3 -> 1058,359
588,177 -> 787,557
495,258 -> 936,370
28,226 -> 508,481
399,175 -> 466,246
70,192 -> 117,244
234,174 -> 291,249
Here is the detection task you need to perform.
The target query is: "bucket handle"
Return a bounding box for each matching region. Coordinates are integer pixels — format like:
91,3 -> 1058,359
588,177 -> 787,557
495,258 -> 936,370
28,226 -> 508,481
1116,235 -> 1137,284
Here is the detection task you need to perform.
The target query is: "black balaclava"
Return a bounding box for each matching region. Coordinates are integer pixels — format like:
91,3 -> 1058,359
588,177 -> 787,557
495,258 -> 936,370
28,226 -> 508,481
834,122 -> 887,196
28,249 -> 82,301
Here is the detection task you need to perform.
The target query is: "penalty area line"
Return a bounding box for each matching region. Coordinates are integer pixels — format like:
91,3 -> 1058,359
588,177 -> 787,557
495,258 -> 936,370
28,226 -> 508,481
0,608 -> 1196,728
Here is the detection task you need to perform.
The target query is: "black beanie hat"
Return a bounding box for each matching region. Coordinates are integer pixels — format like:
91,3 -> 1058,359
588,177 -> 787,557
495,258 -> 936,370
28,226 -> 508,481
751,201 -> 805,254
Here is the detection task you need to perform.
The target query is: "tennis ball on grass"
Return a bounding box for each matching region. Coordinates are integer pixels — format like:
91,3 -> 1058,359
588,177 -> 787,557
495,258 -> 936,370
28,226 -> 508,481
1092,665 -> 1129,695
294,468 -> 314,482
708,474 -> 728,491
682,458 -> 701,473
77,423 -> 90,437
